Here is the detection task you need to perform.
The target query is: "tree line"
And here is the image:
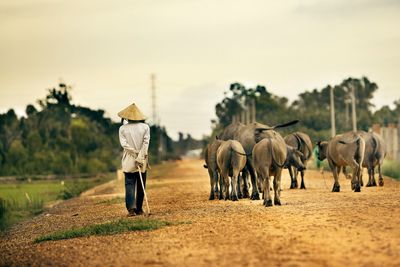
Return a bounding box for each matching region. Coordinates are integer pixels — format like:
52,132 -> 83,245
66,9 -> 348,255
212,77 -> 400,142
1,77 -> 398,176
0,83 -> 182,176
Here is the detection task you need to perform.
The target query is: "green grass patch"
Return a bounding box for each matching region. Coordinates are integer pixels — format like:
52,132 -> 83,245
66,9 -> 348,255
307,157 -> 331,171
148,161 -> 179,179
382,160 -> 400,180
96,197 -> 125,205
34,218 -> 175,243
0,174 -> 115,231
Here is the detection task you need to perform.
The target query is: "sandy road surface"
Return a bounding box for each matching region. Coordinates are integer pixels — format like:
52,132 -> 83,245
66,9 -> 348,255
1,159 -> 400,267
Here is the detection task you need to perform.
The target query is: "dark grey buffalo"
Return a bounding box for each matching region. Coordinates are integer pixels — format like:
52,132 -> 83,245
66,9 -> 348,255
219,120 -> 299,200
284,132 -> 313,189
316,132 -> 366,192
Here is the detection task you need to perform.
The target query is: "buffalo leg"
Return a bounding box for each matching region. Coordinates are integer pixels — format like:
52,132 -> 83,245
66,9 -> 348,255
350,161 -> 361,192
237,173 -> 243,199
371,168 -> 377,186
208,169 -> 216,200
274,168 -> 282,205
247,163 -> 260,200
300,170 -> 306,189
231,171 -> 239,201
294,168 -> 299,188
378,164 -> 384,186
261,169 -> 272,207
214,172 -> 220,198
219,172 -> 224,200
221,173 -> 230,200
288,166 -> 296,189
241,169 -> 250,198
330,162 -> 340,192
366,167 -> 376,187
214,181 -> 220,199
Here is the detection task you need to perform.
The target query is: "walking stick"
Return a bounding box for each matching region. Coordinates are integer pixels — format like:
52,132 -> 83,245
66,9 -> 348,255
137,166 -> 151,215
130,137 -> 151,216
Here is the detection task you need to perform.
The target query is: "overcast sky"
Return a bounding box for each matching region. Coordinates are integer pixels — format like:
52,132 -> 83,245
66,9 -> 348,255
1,0 -> 399,139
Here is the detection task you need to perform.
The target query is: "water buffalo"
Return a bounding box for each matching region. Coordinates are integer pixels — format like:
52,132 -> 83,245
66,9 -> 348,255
343,131 -> 386,187
204,138 -> 223,200
316,132 -> 366,192
284,132 -> 313,189
216,140 -> 247,201
253,138 -> 305,206
219,120 -> 299,200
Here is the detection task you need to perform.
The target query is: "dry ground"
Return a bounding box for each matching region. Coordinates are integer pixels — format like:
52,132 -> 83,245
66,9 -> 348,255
1,159 -> 400,267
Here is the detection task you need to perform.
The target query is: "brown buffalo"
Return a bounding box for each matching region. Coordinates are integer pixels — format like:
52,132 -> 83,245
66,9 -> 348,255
343,131 -> 386,187
204,138 -> 223,200
284,132 -> 313,189
316,132 -> 365,192
253,138 -> 288,206
216,140 -> 247,201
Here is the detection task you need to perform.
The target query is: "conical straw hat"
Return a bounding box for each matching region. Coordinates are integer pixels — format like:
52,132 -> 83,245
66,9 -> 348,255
117,103 -> 147,121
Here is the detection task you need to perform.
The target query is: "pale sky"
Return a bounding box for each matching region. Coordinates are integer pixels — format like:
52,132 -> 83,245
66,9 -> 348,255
1,0 -> 400,139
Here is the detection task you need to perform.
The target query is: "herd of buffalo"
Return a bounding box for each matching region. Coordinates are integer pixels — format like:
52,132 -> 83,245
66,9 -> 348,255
204,120 -> 386,207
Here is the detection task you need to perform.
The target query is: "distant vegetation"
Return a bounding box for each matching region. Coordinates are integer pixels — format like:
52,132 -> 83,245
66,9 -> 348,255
0,83 -> 197,177
212,77 -> 400,142
210,78 -> 400,180
0,83 -> 119,176
382,160 -> 400,179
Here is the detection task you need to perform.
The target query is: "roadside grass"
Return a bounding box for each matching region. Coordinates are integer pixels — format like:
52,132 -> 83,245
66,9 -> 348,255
148,161 -> 179,179
0,174 -> 114,231
60,179 -> 101,200
307,158 -> 330,171
1,161 -> 180,231
96,197 -> 124,205
382,160 -> 400,180
34,218 -> 182,243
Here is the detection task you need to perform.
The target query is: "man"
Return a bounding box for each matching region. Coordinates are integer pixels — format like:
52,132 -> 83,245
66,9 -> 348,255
118,103 -> 150,216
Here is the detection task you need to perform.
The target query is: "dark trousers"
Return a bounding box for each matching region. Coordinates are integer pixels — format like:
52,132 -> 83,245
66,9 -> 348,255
124,171 -> 147,212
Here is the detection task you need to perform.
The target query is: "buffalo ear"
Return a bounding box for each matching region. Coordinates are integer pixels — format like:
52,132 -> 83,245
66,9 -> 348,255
316,141 -> 321,146
296,150 -> 304,157
255,127 -> 272,132
215,135 -> 219,140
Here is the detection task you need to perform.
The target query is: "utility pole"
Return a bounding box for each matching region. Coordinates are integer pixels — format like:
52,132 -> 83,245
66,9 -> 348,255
345,98 -> 351,130
330,86 -> 336,137
150,73 -> 163,161
250,98 -> 256,123
150,73 -> 157,125
350,84 -> 357,132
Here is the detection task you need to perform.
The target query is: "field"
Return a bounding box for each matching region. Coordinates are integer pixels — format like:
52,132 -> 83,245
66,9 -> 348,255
1,159 -> 400,266
0,175 -> 115,231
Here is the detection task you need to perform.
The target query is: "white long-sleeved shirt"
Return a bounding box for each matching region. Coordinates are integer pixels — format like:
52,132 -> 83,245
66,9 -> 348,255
119,122 -> 150,173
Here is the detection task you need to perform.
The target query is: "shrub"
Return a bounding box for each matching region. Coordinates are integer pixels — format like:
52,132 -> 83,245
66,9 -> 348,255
382,160 -> 400,180
59,181 -> 91,200
0,198 -> 9,231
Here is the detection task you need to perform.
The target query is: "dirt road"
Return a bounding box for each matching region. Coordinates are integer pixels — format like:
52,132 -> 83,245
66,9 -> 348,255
1,159 -> 400,267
